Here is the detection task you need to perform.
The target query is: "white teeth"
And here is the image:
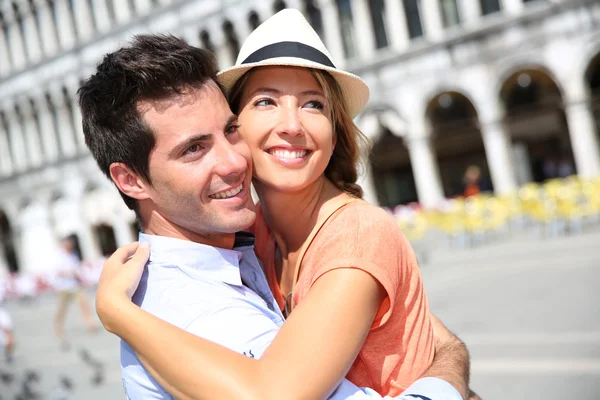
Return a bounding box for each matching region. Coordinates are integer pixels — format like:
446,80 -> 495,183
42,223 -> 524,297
210,184 -> 243,199
271,149 -> 308,159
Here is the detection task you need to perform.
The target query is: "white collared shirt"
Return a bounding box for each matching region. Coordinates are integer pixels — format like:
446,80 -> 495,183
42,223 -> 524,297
121,233 -> 461,400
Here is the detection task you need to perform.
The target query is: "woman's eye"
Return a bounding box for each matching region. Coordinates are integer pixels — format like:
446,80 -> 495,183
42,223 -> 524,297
305,100 -> 325,110
254,98 -> 274,107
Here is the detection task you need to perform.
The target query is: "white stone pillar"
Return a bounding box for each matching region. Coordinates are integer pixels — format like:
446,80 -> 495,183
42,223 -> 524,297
0,18 -> 11,76
564,100 -> 600,179
19,201 -> 59,275
421,0 -> 444,41
349,0 -> 376,57
112,217 -> 135,247
132,0 -> 153,15
19,99 -> 44,168
4,104 -> 29,172
72,195 -> 101,261
20,3 -> 43,64
0,115 -> 14,176
37,94 -> 60,162
90,0 -> 112,33
457,0 -> 481,25
405,135 -> 444,208
6,5 -> 27,70
51,89 -> 78,158
211,24 -> 234,69
55,0 -> 77,50
72,0 -> 95,41
37,0 -> 59,57
317,0 -> 346,67
500,0 -> 524,15
480,119 -> 518,195
383,0 -> 410,51
111,0 -> 133,24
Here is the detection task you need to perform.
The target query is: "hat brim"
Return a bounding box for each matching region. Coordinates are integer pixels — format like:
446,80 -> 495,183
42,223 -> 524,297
217,57 -> 370,119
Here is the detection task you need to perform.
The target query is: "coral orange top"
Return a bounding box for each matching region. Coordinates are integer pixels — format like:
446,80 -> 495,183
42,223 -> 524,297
252,197 -> 434,396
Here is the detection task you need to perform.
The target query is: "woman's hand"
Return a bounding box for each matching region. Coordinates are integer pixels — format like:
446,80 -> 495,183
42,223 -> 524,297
95,241 -> 150,333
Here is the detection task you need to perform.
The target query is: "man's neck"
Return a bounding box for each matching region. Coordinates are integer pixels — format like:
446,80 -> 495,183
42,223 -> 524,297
141,211 -> 236,250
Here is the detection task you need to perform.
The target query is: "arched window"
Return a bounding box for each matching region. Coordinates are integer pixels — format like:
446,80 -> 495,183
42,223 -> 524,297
273,0 -> 286,13
199,30 -> 215,54
402,0 -> 423,39
248,11 -> 260,30
480,0 -> 501,15
304,0 -> 323,38
368,0 -> 388,49
336,0 -> 356,58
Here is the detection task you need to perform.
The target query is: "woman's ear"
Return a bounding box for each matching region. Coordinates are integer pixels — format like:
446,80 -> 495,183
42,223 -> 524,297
109,163 -> 151,201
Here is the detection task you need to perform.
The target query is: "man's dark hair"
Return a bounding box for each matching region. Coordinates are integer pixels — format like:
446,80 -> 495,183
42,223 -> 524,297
78,34 -> 220,212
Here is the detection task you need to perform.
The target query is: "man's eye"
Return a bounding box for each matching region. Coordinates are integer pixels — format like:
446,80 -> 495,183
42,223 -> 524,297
184,144 -> 202,155
226,124 -> 241,135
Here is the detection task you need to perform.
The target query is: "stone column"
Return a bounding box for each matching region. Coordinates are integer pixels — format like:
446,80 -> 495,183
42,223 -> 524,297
4,103 -> 29,172
54,0 -> 77,50
421,0 -> 444,41
210,24 -> 234,69
64,79 -> 87,152
110,0 -> 133,24
317,0 -> 346,67
500,0 -> 524,15
20,2 -> 43,64
112,217 -> 135,247
19,200 -> 59,275
19,99 -> 44,168
383,0 -> 410,51
72,0 -> 95,41
0,114 -> 14,176
564,100 -> 600,179
5,4 -> 27,70
0,17 -> 11,76
457,0 -> 481,25
90,0 -> 112,33
37,93 -> 60,162
51,89 -> 78,158
349,0 -> 376,57
480,119 -> 518,195
36,0 -> 59,57
405,135 -> 444,208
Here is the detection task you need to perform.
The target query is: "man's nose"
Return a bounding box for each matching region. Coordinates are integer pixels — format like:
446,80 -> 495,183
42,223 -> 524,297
213,139 -> 248,177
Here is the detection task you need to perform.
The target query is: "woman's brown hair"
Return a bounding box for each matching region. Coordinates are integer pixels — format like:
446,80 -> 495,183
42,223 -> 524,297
228,67 -> 370,198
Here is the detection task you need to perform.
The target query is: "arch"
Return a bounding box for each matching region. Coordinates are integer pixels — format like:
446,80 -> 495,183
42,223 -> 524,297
495,62 -> 565,102
0,208 -> 19,273
584,50 -> 600,144
361,109 -> 415,207
426,91 -> 491,198
500,67 -> 575,183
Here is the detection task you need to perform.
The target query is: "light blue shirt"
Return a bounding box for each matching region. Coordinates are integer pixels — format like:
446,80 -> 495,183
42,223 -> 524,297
121,233 -> 461,400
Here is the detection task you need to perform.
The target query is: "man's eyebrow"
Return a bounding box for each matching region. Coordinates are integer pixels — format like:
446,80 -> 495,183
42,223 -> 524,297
168,134 -> 212,158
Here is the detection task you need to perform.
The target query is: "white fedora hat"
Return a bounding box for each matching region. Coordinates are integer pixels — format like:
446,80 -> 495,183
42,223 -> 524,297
217,9 -> 370,119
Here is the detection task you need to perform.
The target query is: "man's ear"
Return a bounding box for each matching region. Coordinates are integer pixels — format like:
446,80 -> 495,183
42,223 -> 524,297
109,163 -> 151,201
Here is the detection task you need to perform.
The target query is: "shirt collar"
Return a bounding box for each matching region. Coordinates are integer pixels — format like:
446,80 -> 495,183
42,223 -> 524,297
139,233 -> 244,286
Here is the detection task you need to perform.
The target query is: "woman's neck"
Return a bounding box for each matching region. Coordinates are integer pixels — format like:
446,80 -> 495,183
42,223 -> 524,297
255,177 -> 345,258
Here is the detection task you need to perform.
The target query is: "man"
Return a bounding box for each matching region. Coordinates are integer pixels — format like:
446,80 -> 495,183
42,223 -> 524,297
0,284 -> 15,363
79,34 -> 472,399
53,236 -> 97,349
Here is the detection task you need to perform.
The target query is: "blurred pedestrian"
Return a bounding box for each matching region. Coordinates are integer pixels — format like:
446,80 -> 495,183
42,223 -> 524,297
0,284 -> 14,364
53,237 -> 97,349
462,165 -> 489,198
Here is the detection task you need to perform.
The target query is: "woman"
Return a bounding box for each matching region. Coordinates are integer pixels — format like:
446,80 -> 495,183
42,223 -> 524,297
97,9 -> 443,400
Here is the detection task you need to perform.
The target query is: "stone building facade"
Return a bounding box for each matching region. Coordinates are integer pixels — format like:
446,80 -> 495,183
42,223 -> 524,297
0,0 -> 599,275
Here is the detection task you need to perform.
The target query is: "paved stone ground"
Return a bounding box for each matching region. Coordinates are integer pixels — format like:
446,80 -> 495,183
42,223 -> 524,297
0,230 -> 599,399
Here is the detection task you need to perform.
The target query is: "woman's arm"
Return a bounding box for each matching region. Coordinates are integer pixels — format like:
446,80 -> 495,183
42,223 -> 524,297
97,244 -> 385,400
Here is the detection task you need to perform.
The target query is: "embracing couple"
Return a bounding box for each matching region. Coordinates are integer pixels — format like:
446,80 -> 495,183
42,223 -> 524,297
81,9 -> 479,400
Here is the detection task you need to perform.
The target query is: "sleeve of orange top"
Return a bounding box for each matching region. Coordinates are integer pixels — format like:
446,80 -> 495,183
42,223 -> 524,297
304,204 -> 417,328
